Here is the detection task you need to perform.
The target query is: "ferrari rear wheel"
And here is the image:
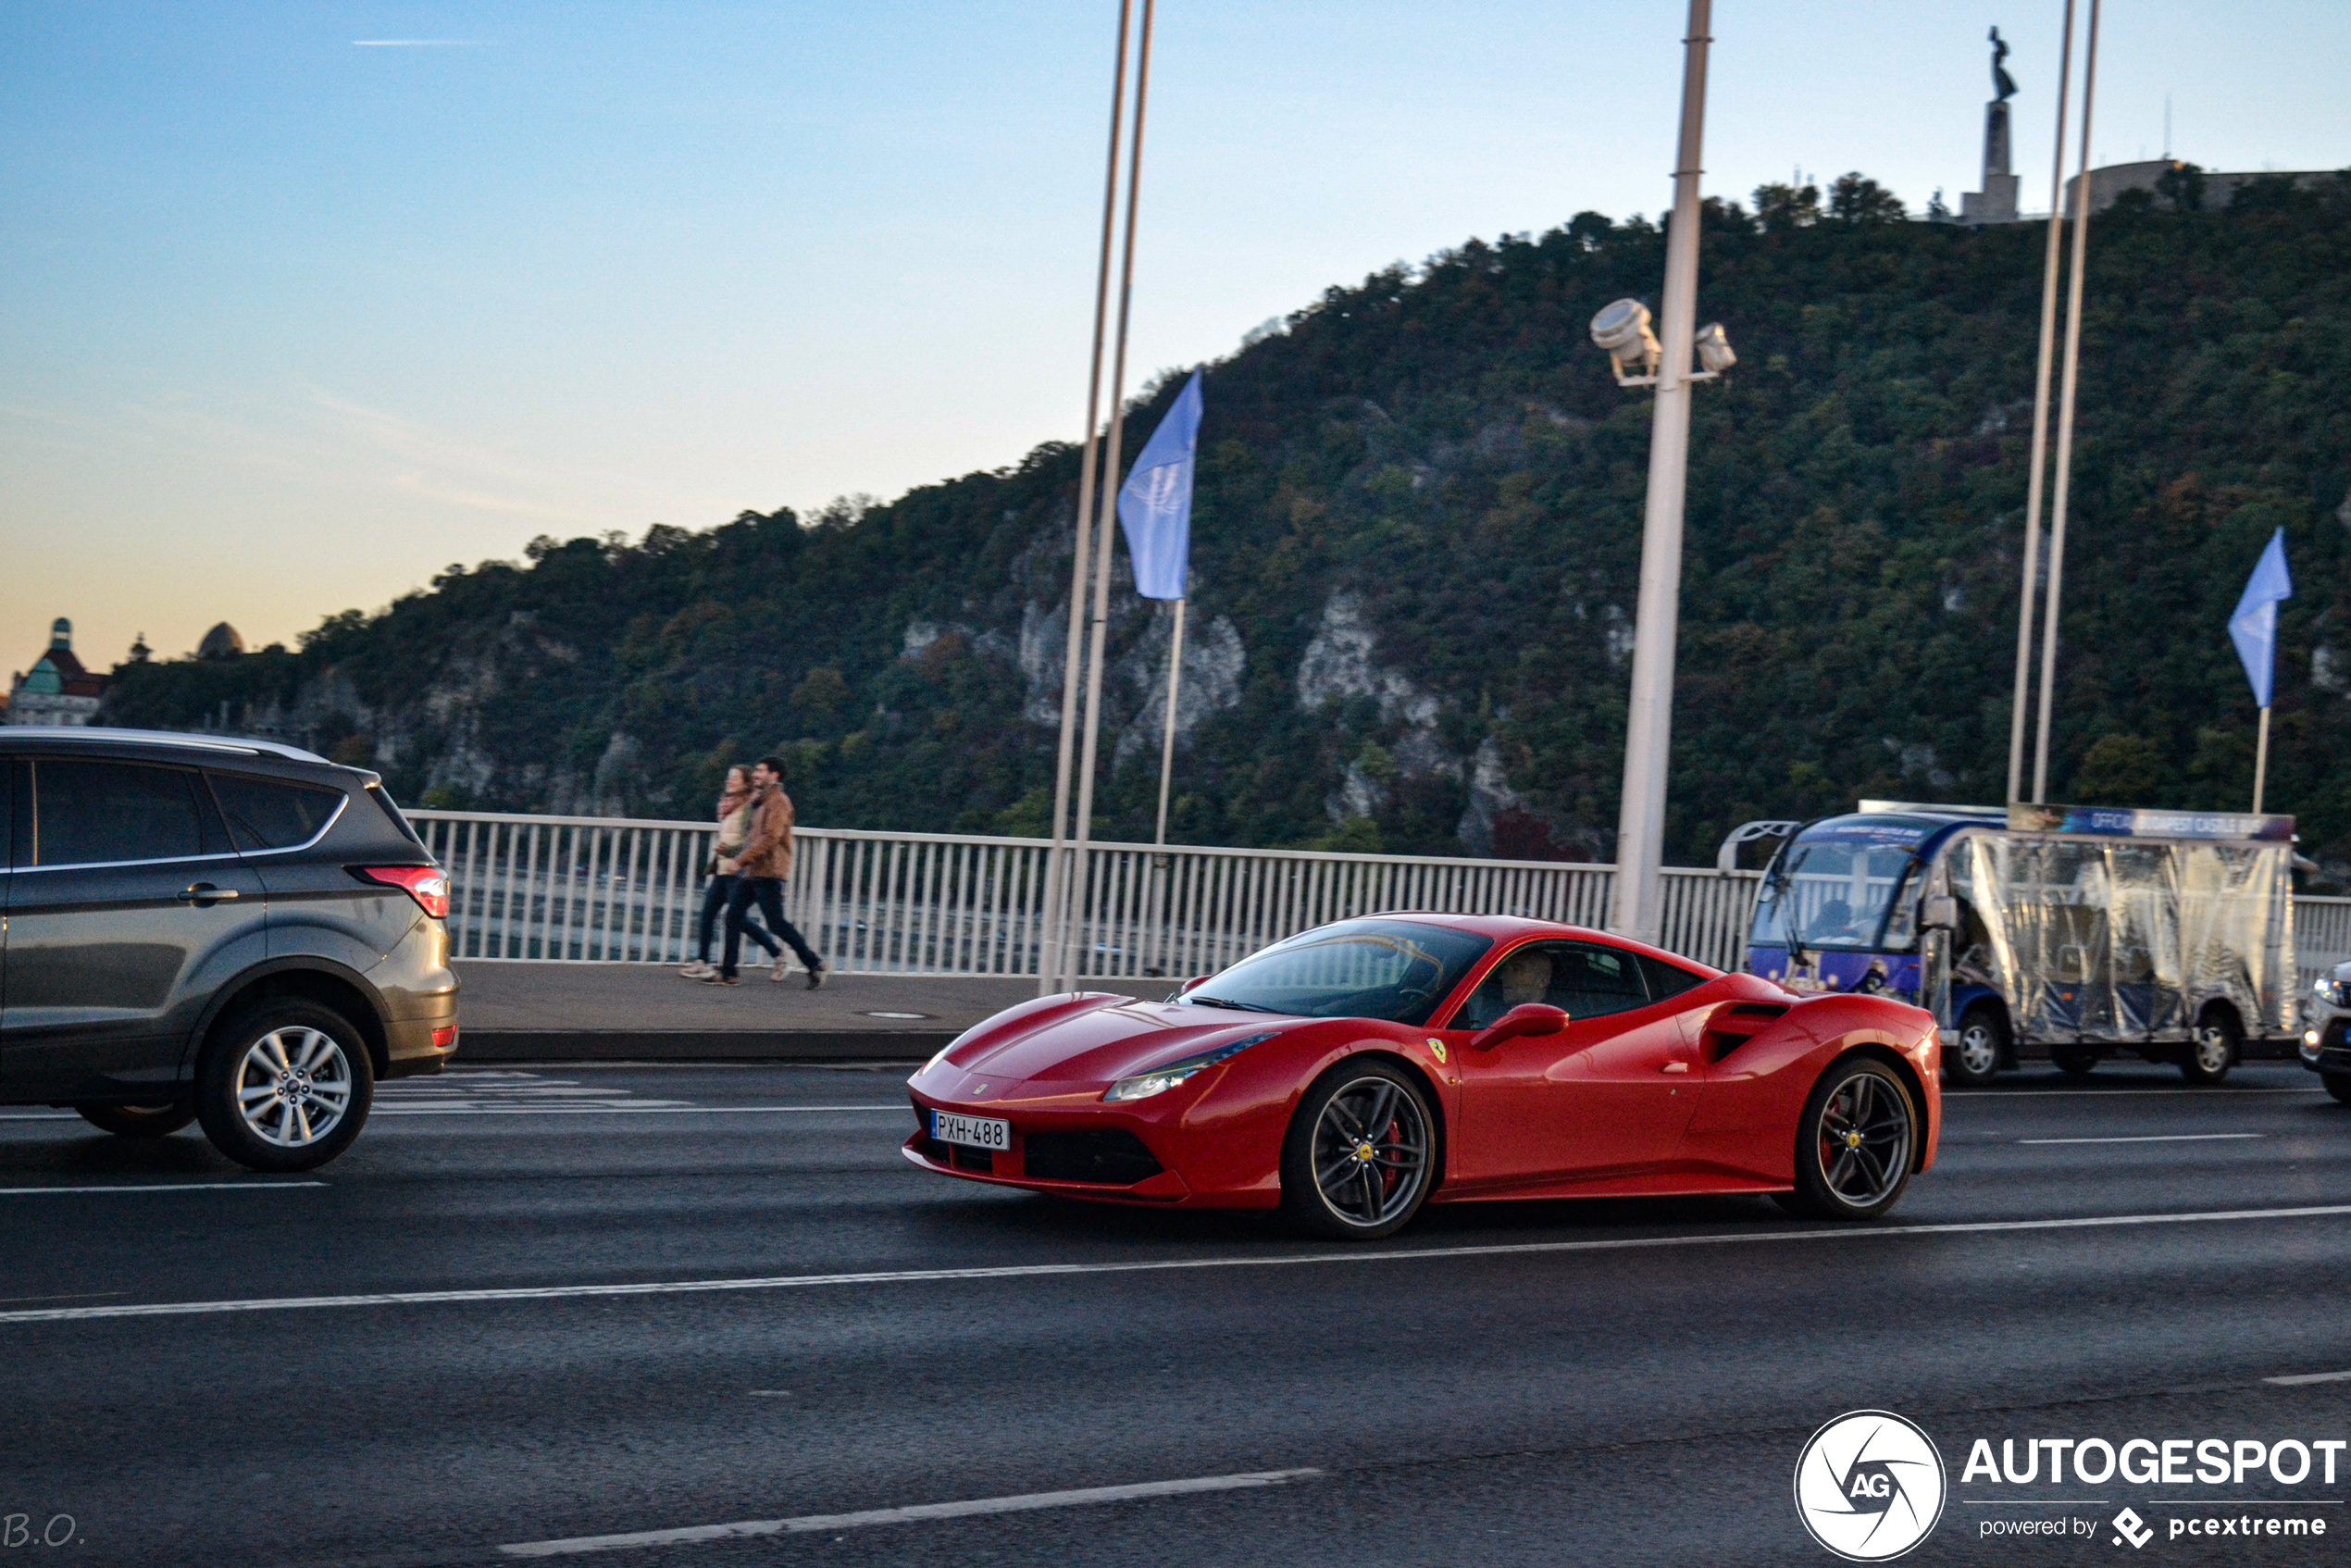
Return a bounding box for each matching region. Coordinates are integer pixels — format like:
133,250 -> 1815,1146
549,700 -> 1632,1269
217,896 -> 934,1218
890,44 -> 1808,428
1280,1061 -> 1434,1240
1781,1058 -> 1917,1221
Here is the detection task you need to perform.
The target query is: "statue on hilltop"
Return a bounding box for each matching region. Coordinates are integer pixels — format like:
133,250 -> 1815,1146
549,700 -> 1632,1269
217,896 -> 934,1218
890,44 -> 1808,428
1989,26 -> 2018,102
1962,27 -> 2022,222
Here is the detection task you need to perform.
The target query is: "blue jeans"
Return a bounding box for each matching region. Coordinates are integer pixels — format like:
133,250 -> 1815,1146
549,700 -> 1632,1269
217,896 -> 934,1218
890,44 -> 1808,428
722,877 -> 822,979
697,874 -> 779,963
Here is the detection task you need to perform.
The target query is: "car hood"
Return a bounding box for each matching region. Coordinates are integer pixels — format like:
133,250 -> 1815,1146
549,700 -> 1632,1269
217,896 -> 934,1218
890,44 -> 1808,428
942,994 -> 1292,1092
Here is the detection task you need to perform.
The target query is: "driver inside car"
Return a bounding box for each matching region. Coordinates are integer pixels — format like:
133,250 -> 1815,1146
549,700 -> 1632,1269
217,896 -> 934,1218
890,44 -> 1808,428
1464,948 -> 1557,1027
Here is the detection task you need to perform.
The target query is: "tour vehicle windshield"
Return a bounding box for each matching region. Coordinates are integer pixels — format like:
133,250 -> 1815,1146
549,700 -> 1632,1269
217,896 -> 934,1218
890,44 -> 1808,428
1751,820 -> 1932,953
1181,918 -> 1494,1027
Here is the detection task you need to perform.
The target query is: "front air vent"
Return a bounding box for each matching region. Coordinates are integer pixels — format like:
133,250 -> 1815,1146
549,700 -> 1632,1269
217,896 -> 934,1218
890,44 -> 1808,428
1021,1130 -> 1163,1186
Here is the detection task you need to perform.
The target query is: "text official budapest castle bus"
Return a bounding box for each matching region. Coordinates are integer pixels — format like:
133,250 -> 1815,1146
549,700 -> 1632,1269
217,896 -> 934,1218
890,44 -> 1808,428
1739,801 -> 2296,1086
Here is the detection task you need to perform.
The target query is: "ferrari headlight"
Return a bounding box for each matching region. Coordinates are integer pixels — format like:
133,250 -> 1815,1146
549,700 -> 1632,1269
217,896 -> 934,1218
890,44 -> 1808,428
1103,1033 -> 1275,1102
918,1026 -> 983,1078
2314,977 -> 2350,1009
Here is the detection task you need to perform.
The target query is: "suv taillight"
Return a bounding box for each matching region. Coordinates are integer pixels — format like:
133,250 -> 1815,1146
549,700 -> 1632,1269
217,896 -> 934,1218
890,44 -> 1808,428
358,865 -> 451,919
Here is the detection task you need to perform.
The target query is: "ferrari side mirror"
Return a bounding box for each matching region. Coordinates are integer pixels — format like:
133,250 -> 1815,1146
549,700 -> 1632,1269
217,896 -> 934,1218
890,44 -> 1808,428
1181,976 -> 1211,993
1470,1002 -> 1570,1052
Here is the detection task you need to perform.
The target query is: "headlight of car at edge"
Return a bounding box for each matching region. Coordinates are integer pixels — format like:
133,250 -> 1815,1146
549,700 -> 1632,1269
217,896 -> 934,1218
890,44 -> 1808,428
2316,977 -> 2351,1009
1103,1033 -> 1278,1102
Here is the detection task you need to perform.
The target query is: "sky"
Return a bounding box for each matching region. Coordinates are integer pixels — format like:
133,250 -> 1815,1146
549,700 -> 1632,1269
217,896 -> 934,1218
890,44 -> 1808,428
4,1 -> 2346,671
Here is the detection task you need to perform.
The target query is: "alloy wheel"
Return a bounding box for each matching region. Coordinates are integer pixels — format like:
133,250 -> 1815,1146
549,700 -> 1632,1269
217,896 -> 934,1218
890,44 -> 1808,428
1309,1076 -> 1430,1229
1812,1072 -> 1912,1209
234,1027 -> 355,1149
1956,1023 -> 2000,1079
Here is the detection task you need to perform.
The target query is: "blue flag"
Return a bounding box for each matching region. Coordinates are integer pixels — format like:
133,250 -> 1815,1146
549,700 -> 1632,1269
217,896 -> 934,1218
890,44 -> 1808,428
1116,369 -> 1203,600
2228,528 -> 2293,708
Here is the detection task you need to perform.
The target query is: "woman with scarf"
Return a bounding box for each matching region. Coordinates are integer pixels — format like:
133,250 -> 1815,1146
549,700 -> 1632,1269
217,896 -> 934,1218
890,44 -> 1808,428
678,765 -> 784,980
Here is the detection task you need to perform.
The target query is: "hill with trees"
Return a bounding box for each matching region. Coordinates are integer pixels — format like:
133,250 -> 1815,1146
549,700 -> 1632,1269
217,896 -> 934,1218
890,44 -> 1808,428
102,169 -> 2351,868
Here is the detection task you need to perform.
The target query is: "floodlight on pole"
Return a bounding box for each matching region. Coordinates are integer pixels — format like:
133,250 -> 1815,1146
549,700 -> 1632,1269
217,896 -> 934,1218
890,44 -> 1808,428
1590,299 -> 1733,388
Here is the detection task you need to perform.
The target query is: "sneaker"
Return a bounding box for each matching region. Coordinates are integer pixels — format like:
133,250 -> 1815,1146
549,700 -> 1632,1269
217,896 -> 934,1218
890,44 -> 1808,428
699,972 -> 742,986
770,955 -> 790,983
678,961 -> 715,979
805,963 -> 828,990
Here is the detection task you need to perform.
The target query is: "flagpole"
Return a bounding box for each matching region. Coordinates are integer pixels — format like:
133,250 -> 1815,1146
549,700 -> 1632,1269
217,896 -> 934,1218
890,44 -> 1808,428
1154,598 -> 1185,845
1039,0 -> 1135,998
2253,705 -> 2270,815
1064,0 -> 1156,991
2006,0 -> 2077,804
2031,0 -> 2101,804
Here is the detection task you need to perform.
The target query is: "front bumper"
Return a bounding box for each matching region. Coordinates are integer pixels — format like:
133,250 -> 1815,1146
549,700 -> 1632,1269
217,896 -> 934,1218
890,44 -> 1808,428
2299,1014 -> 2351,1078
904,1093 -> 1198,1204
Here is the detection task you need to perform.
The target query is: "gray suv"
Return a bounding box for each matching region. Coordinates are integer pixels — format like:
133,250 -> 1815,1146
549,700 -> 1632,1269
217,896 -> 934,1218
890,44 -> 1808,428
1,727 -> 458,1170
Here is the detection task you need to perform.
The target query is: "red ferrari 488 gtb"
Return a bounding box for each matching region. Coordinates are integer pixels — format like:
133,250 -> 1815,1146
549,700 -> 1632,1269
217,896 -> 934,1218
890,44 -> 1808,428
906,915 -> 1940,1238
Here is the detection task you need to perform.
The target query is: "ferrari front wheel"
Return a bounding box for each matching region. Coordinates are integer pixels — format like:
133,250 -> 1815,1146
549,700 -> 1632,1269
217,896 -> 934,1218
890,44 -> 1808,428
1280,1061 -> 1435,1240
1780,1058 -> 1918,1221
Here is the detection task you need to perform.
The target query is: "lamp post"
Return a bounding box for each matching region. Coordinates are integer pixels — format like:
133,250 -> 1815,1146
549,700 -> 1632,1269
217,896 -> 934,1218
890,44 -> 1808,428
1039,0 -> 1141,997
1602,0 -> 1715,948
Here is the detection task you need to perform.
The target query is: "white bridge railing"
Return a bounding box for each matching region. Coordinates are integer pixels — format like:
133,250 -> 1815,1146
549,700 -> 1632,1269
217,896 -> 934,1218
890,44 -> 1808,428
408,810 -> 1764,977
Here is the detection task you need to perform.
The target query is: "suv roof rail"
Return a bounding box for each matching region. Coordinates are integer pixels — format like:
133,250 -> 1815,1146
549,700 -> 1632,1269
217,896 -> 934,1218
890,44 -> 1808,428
0,726 -> 331,765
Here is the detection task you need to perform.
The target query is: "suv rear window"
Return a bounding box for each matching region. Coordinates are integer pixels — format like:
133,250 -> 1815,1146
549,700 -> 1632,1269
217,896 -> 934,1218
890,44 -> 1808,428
209,771 -> 347,851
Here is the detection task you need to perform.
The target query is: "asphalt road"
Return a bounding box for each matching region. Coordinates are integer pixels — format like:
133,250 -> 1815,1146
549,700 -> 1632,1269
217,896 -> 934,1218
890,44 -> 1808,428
4,1060 -> 2350,1567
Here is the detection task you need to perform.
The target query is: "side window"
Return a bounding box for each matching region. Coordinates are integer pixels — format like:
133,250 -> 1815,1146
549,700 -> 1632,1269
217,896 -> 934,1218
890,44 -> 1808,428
31,760 -> 217,866
210,771 -> 346,851
1457,940 -> 1655,1027
1,760 -> 18,869
1636,954 -> 1707,1003
1549,941 -> 1653,1018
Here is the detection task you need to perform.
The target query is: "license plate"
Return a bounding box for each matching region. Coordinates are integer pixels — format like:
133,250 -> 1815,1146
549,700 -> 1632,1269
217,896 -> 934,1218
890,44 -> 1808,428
931,1111 -> 1011,1151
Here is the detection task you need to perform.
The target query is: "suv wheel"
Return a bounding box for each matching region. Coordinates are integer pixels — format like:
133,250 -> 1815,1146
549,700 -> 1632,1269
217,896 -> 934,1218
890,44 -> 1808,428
74,1102 -> 197,1139
195,1001 -> 375,1172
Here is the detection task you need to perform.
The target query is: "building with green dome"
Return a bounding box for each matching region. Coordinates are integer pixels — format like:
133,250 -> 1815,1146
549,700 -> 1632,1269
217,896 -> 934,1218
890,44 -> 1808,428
5,617 -> 109,727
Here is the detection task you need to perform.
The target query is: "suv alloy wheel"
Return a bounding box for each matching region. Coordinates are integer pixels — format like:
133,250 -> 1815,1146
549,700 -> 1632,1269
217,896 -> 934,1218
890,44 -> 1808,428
195,1000 -> 376,1172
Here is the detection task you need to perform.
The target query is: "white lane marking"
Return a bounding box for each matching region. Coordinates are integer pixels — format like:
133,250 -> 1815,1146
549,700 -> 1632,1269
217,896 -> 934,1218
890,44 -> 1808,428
0,1182 -> 325,1196
0,1113 -> 83,1121
1947,1087 -> 2324,1098
10,1202 -> 2351,1326
498,1469 -> 1325,1558
370,1104 -> 905,1117
2018,1133 -> 2268,1145
2267,1370 -> 2351,1386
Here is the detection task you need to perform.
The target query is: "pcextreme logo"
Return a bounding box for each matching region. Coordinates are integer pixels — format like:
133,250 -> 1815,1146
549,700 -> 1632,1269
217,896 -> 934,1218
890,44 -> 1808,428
1794,1410 -> 1948,1562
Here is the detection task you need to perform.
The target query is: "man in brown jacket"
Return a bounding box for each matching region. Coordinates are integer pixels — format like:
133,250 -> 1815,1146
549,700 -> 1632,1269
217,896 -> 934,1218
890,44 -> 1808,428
709,756 -> 827,987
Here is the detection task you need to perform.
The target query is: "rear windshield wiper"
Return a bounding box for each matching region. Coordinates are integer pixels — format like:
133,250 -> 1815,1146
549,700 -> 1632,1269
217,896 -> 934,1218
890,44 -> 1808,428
1183,995 -> 1280,1013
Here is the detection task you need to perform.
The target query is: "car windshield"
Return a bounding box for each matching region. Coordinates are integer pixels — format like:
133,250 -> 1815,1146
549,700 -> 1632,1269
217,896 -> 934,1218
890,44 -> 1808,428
1181,919 -> 1494,1027
1751,832 -> 1923,952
